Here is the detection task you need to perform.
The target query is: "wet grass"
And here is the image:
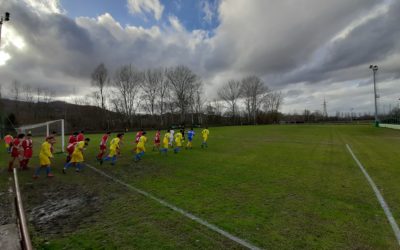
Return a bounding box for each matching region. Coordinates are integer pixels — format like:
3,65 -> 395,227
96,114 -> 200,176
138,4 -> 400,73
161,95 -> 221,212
1,124 -> 400,249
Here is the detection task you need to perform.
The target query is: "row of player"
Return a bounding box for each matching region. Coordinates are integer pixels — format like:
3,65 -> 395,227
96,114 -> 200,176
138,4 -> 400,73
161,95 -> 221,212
4,128 -> 210,179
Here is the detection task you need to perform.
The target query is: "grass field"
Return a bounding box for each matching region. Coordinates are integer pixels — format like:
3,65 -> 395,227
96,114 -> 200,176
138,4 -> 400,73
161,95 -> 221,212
2,124 -> 400,249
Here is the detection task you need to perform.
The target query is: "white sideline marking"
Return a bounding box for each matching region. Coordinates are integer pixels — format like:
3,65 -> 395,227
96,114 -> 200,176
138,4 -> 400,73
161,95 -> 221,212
86,164 -> 261,250
346,144 -> 400,246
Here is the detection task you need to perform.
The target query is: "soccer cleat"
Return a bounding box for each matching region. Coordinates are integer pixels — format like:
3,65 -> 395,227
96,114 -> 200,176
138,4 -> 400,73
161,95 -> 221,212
75,169 -> 80,173
32,175 -> 39,179
99,159 -> 103,165
62,168 -> 66,174
47,173 -> 54,177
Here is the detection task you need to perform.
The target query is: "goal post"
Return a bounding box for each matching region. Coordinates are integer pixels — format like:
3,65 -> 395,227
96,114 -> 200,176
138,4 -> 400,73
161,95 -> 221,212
15,119 -> 65,152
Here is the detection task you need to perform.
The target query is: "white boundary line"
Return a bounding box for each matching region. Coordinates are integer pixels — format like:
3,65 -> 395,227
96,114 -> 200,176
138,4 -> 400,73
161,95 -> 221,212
86,164 -> 261,250
346,144 -> 400,246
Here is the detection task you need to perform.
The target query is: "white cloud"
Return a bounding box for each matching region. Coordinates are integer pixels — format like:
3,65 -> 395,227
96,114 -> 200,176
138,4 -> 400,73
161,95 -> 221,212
22,0 -> 64,14
127,0 -> 164,20
201,1 -> 214,24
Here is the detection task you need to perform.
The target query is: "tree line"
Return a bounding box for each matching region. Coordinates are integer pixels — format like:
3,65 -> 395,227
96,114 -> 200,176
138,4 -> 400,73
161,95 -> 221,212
0,64 -> 284,133
90,63 -> 284,128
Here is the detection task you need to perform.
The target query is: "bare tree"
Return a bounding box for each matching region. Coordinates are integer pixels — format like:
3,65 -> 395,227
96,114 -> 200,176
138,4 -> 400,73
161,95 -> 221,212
264,91 -> 283,113
10,80 -> 21,113
240,76 -> 269,124
142,68 -> 163,116
166,66 -> 198,123
11,80 -> 21,101
217,80 -> 242,123
91,63 -> 109,110
113,64 -> 142,125
23,84 -> 34,104
36,87 -> 42,103
157,68 -> 169,126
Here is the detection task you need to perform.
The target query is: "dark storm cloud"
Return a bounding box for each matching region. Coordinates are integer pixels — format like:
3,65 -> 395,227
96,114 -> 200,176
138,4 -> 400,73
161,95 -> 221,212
281,0 -> 400,86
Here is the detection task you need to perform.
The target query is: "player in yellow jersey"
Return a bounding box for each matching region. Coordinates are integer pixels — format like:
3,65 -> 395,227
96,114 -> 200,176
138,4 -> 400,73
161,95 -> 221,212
33,136 -> 55,179
63,138 -> 90,173
101,133 -> 124,165
201,126 -> 209,148
174,130 -> 183,153
160,130 -> 170,154
134,132 -> 147,162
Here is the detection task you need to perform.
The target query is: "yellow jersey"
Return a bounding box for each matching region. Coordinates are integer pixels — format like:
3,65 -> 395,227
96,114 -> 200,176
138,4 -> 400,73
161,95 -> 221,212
163,133 -> 170,148
137,135 -> 147,152
110,137 -> 120,151
201,129 -> 209,139
39,141 -> 53,165
175,132 -> 183,146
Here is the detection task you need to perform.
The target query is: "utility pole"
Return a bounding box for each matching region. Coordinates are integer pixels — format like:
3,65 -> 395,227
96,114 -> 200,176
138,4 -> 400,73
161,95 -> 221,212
369,65 -> 379,126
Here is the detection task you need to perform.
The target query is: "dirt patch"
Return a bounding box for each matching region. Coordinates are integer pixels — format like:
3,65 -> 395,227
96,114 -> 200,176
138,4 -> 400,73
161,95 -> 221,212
25,183 -> 101,235
0,191 -> 13,226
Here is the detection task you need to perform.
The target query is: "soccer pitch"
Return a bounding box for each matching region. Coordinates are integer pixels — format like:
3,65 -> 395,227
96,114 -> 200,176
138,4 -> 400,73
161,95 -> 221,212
2,124 -> 400,249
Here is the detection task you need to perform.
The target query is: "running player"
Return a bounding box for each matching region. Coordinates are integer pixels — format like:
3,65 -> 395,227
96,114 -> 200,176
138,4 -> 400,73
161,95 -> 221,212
186,128 -> 195,149
135,129 -> 144,144
20,133 -> 33,170
77,130 -> 85,142
97,131 -> 111,160
134,132 -> 147,162
153,129 -> 161,151
201,126 -> 210,148
169,128 -> 175,147
174,130 -> 183,153
8,134 -> 24,172
65,132 -> 78,163
33,136 -> 55,179
63,138 -> 90,173
68,132 -> 78,144
161,130 -> 170,154
101,133 -> 124,165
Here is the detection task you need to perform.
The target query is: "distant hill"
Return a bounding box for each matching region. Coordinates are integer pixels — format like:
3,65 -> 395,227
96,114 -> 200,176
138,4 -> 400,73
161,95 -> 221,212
0,98 -> 124,133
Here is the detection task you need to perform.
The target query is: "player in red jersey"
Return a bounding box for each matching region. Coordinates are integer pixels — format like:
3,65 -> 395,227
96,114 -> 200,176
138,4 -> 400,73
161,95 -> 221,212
77,130 -> 85,142
20,133 -> 33,170
134,129 -> 143,151
153,129 -> 161,151
97,131 -> 111,160
135,129 -> 143,144
68,132 -> 78,144
8,134 -> 24,172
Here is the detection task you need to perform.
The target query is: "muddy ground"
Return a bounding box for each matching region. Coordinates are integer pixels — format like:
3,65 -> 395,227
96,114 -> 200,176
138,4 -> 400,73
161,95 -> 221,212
0,175 -> 14,226
22,181 -> 101,235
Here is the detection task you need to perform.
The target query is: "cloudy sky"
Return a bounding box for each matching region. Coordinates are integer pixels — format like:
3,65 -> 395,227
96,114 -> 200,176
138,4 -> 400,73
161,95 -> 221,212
0,0 -> 399,115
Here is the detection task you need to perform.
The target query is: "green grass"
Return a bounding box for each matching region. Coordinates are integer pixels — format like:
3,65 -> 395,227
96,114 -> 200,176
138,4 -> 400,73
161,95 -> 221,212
2,124 -> 400,249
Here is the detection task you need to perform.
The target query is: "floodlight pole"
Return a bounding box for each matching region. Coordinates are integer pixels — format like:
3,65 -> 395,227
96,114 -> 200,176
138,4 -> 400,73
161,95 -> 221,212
370,65 -> 379,126
0,12 -> 10,46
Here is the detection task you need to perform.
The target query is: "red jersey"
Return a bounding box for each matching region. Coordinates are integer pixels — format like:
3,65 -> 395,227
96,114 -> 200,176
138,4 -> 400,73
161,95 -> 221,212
68,135 -> 77,144
11,138 -> 21,157
67,142 -> 77,155
77,133 -> 85,142
154,131 -> 161,143
100,134 -> 109,146
22,139 -> 33,158
135,131 -> 143,143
